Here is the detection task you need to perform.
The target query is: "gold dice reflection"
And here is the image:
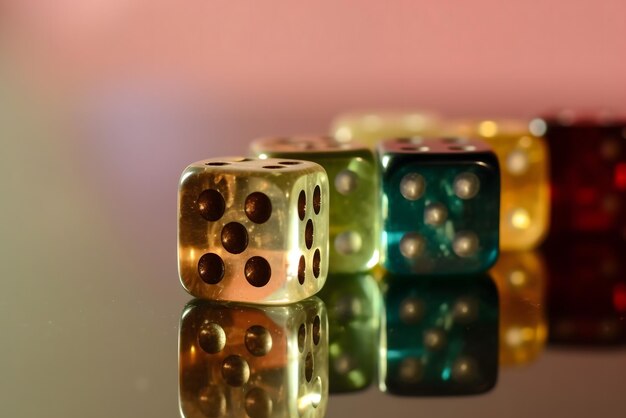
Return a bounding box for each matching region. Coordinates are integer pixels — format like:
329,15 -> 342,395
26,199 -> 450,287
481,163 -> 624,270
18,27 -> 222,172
179,298 -> 328,418
178,157 -> 329,304
491,251 -> 547,366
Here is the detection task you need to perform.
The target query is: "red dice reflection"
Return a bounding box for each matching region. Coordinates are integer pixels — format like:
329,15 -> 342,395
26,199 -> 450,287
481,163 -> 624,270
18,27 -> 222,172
544,236 -> 626,345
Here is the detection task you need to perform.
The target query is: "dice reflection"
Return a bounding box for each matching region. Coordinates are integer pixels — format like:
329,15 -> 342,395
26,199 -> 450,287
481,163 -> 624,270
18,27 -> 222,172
379,274 -> 499,396
491,251 -> 547,366
332,112 -> 549,251
178,157 -> 329,304
179,298 -> 328,418
544,237 -> 626,345
317,272 -> 382,393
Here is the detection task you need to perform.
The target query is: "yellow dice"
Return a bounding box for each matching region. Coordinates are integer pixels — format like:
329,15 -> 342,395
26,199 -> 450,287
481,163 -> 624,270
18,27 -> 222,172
490,251 -> 547,367
331,110 -> 441,148
447,119 -> 550,250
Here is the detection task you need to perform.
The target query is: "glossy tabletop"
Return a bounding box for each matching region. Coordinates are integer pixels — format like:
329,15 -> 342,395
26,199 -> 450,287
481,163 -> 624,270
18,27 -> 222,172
1,93 -> 625,418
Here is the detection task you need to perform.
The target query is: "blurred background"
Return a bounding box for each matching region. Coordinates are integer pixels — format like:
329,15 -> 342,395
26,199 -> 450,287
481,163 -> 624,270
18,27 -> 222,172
0,1 -> 625,417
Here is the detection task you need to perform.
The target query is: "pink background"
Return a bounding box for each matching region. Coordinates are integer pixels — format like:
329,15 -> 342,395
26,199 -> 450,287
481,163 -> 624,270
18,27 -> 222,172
2,0 -> 625,121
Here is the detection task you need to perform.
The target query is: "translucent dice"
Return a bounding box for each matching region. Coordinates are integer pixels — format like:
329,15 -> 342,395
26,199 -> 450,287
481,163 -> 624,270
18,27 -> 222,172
332,112 -> 550,251
251,136 -> 379,273
331,110 -> 441,148
491,251 -> 547,366
379,138 -> 500,275
447,119 -> 550,250
178,157 -> 329,304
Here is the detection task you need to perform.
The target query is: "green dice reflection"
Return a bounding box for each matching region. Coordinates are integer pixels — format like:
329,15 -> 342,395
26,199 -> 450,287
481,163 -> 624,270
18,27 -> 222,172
379,138 -> 500,275
380,274 -> 499,396
251,136 -> 379,273
317,272 -> 382,393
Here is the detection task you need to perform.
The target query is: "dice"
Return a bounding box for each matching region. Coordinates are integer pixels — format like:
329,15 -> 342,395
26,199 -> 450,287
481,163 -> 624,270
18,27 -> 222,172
251,136 -> 379,273
490,251 -> 547,366
379,274 -> 499,396
538,111 -> 626,238
317,272 -> 381,393
446,119 -> 550,250
178,157 -> 329,304
544,235 -> 626,345
331,110 -> 441,148
334,112 -> 549,251
179,298 -> 328,418
379,137 -> 500,275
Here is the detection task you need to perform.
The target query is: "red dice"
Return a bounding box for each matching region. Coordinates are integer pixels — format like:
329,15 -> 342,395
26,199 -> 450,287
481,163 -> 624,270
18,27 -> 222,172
540,111 -> 626,238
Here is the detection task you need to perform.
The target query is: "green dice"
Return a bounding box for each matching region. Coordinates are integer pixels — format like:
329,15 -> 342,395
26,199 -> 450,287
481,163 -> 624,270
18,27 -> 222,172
251,136 -> 380,273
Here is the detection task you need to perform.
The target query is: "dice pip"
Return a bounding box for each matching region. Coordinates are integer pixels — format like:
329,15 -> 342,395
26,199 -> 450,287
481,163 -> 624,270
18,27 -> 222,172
379,274 -> 499,396
178,157 -> 329,304
539,111 -> 626,237
179,298 -> 328,418
378,137 -> 500,275
317,272 -> 381,393
446,119 -> 550,250
251,136 -> 379,273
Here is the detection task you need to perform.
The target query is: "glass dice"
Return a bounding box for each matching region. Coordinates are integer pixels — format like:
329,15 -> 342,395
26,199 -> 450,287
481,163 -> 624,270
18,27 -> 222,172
447,119 -> 550,250
540,112 -> 626,237
251,136 -> 379,273
178,157 -> 329,304
379,138 -> 500,275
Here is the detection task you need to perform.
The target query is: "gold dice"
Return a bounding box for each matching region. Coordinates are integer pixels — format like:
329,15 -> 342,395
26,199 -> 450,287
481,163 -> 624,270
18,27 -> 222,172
178,157 -> 329,304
